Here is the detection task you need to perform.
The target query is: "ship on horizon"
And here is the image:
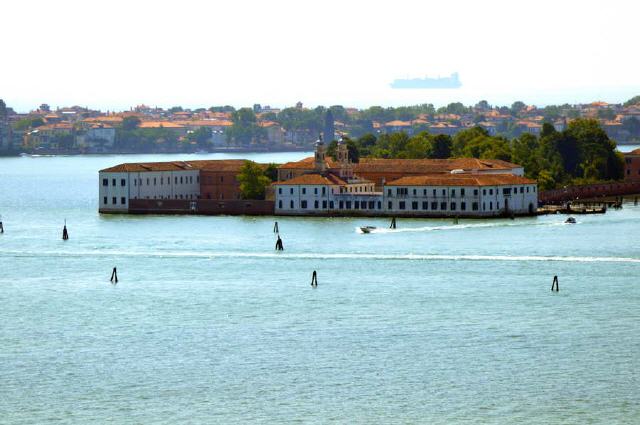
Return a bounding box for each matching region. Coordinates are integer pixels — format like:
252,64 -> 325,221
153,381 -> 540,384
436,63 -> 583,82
390,72 -> 462,89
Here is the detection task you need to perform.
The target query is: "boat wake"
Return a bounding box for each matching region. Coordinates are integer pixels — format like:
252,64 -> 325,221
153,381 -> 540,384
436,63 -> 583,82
2,249 -> 639,264
355,220 -> 567,234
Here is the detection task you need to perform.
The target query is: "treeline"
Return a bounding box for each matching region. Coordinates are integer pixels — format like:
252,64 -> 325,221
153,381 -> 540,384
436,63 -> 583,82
325,118 -> 624,190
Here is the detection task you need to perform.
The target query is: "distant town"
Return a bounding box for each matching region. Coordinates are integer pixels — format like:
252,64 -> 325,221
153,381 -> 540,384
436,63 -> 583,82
1,97 -> 640,156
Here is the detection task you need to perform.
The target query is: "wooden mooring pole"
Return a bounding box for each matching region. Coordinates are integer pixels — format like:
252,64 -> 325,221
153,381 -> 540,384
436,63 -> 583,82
110,267 -> 118,284
551,275 -> 559,292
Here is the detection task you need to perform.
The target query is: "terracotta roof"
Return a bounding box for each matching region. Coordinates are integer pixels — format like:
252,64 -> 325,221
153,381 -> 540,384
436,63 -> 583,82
385,120 -> 412,127
386,174 -> 536,187
173,120 -> 232,127
100,159 -> 251,173
354,158 -> 521,174
35,123 -> 73,131
138,121 -> 185,129
272,173 -> 347,186
626,149 -> 640,156
83,116 -> 124,123
279,156 -> 339,170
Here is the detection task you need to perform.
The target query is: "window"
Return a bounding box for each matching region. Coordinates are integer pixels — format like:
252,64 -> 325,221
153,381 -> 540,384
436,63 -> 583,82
526,187 -> 529,193
314,188 -> 318,195
520,187 -> 524,193
412,201 -> 418,210
290,188 -> 293,194
473,189 -> 478,196
175,177 -> 178,184
431,201 -> 438,210
322,187 -> 326,195
102,178 -> 108,186
329,201 -> 334,209
461,188 -> 465,196
387,189 -> 392,196
314,200 -> 319,208
354,201 -> 359,209
322,200 -> 327,208
388,201 -> 392,209
413,189 -> 417,196
147,178 -> 150,185
103,196 -> 107,204
220,176 -> 224,183
441,202 -> 447,210
134,179 -> 137,186
483,189 -> 486,195
450,202 -> 456,210
301,200 -> 307,209
290,200 -> 294,208
278,188 -> 282,194
472,202 -> 478,211
153,178 -> 157,186
121,197 -> 126,205
346,201 -> 352,209
112,197 -> 117,204
119,179 -> 125,187
377,201 -> 381,209
490,201 -> 493,210
489,189 -> 493,195
302,188 -> 306,195
503,188 -> 511,195
190,176 -> 193,184
533,187 -> 536,192
399,201 -> 406,210
368,201 -> 374,209
180,177 -> 183,184
433,189 -> 437,196
339,201 -> 344,209
278,200 -> 282,208
461,202 -> 466,211
197,176 -> 200,183
451,189 -> 456,198
442,189 -> 446,196
423,189 -> 427,196
422,201 -> 428,210
112,178 -> 116,186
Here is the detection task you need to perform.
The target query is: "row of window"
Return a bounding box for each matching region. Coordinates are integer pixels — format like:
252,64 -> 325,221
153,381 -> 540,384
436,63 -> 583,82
101,175 -> 198,187
387,186 -> 535,197
277,199 -> 504,212
278,187 -> 328,196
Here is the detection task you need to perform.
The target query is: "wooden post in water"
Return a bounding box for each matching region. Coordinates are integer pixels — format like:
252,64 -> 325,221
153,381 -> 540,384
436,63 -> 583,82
62,220 -> 69,240
551,275 -> 559,292
110,267 -> 118,284
274,221 -> 279,233
275,235 -> 284,251
0,214 -> 3,234
390,217 -> 396,229
311,270 -> 318,287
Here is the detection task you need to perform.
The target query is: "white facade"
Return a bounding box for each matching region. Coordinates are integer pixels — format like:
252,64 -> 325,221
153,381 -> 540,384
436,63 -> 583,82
99,169 -> 200,212
274,180 -> 538,217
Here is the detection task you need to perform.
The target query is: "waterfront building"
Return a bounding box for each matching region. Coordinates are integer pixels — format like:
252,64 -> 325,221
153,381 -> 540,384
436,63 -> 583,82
98,160 -> 248,212
273,139 -> 537,217
623,149 -> 640,181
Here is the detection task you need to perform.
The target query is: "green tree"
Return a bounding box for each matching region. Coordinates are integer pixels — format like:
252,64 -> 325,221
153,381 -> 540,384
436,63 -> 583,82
13,117 -> 44,131
237,161 -> 271,200
122,116 -> 141,131
226,108 -> 265,145
510,101 -> 526,116
623,95 -> 640,107
430,134 -> 452,159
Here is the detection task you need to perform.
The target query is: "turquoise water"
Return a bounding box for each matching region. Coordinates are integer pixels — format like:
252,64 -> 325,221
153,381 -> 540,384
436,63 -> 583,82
1,153 -> 640,424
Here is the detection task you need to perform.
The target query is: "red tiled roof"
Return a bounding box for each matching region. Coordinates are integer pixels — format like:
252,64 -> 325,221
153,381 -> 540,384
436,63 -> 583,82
272,173 -> 347,186
354,158 -> 521,174
279,156 -> 339,170
100,159 -> 251,173
386,174 -> 536,187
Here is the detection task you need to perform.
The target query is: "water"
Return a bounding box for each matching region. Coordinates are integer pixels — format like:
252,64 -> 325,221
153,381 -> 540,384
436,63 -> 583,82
1,154 -> 640,424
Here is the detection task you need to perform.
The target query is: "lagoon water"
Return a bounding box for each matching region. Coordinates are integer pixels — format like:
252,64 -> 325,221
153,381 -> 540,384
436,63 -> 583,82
1,153 -> 640,424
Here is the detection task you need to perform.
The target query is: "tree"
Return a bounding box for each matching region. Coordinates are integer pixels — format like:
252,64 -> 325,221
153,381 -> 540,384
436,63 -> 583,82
0,99 -> 6,120
237,161 -> 271,200
13,117 -> 44,131
623,95 -> 640,107
168,106 -> 183,113
122,116 -> 141,130
430,134 -> 452,158
226,108 -> 265,145
510,101 -> 526,116
264,163 -> 278,181
188,126 -> 212,148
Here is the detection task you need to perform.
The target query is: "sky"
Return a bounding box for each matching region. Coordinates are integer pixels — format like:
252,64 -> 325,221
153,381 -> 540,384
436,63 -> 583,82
1,0 -> 639,112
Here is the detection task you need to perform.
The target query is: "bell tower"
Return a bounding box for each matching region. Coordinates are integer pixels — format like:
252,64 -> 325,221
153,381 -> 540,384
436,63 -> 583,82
314,136 -> 326,173
336,137 -> 353,179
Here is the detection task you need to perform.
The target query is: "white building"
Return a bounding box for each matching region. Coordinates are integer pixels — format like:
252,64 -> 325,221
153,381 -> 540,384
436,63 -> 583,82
99,162 -> 200,212
273,138 -> 538,217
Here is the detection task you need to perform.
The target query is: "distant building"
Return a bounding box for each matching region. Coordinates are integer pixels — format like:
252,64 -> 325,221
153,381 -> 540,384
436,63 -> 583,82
623,149 -> 640,181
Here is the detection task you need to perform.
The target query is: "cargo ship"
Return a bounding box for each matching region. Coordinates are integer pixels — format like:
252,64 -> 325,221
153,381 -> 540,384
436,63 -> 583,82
390,72 -> 461,89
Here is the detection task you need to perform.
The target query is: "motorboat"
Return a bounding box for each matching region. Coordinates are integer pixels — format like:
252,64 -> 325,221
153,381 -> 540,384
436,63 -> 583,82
565,217 -> 576,224
360,226 -> 377,234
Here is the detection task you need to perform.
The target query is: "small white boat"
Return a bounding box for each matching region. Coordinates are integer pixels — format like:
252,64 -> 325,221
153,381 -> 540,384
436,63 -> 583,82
360,226 -> 377,233
565,217 -> 576,224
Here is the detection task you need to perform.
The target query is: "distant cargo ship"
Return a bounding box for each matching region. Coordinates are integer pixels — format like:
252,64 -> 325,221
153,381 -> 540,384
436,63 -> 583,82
390,72 -> 462,89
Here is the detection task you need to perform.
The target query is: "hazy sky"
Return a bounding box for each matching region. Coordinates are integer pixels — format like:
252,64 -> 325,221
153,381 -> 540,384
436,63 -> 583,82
2,0 -> 639,112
